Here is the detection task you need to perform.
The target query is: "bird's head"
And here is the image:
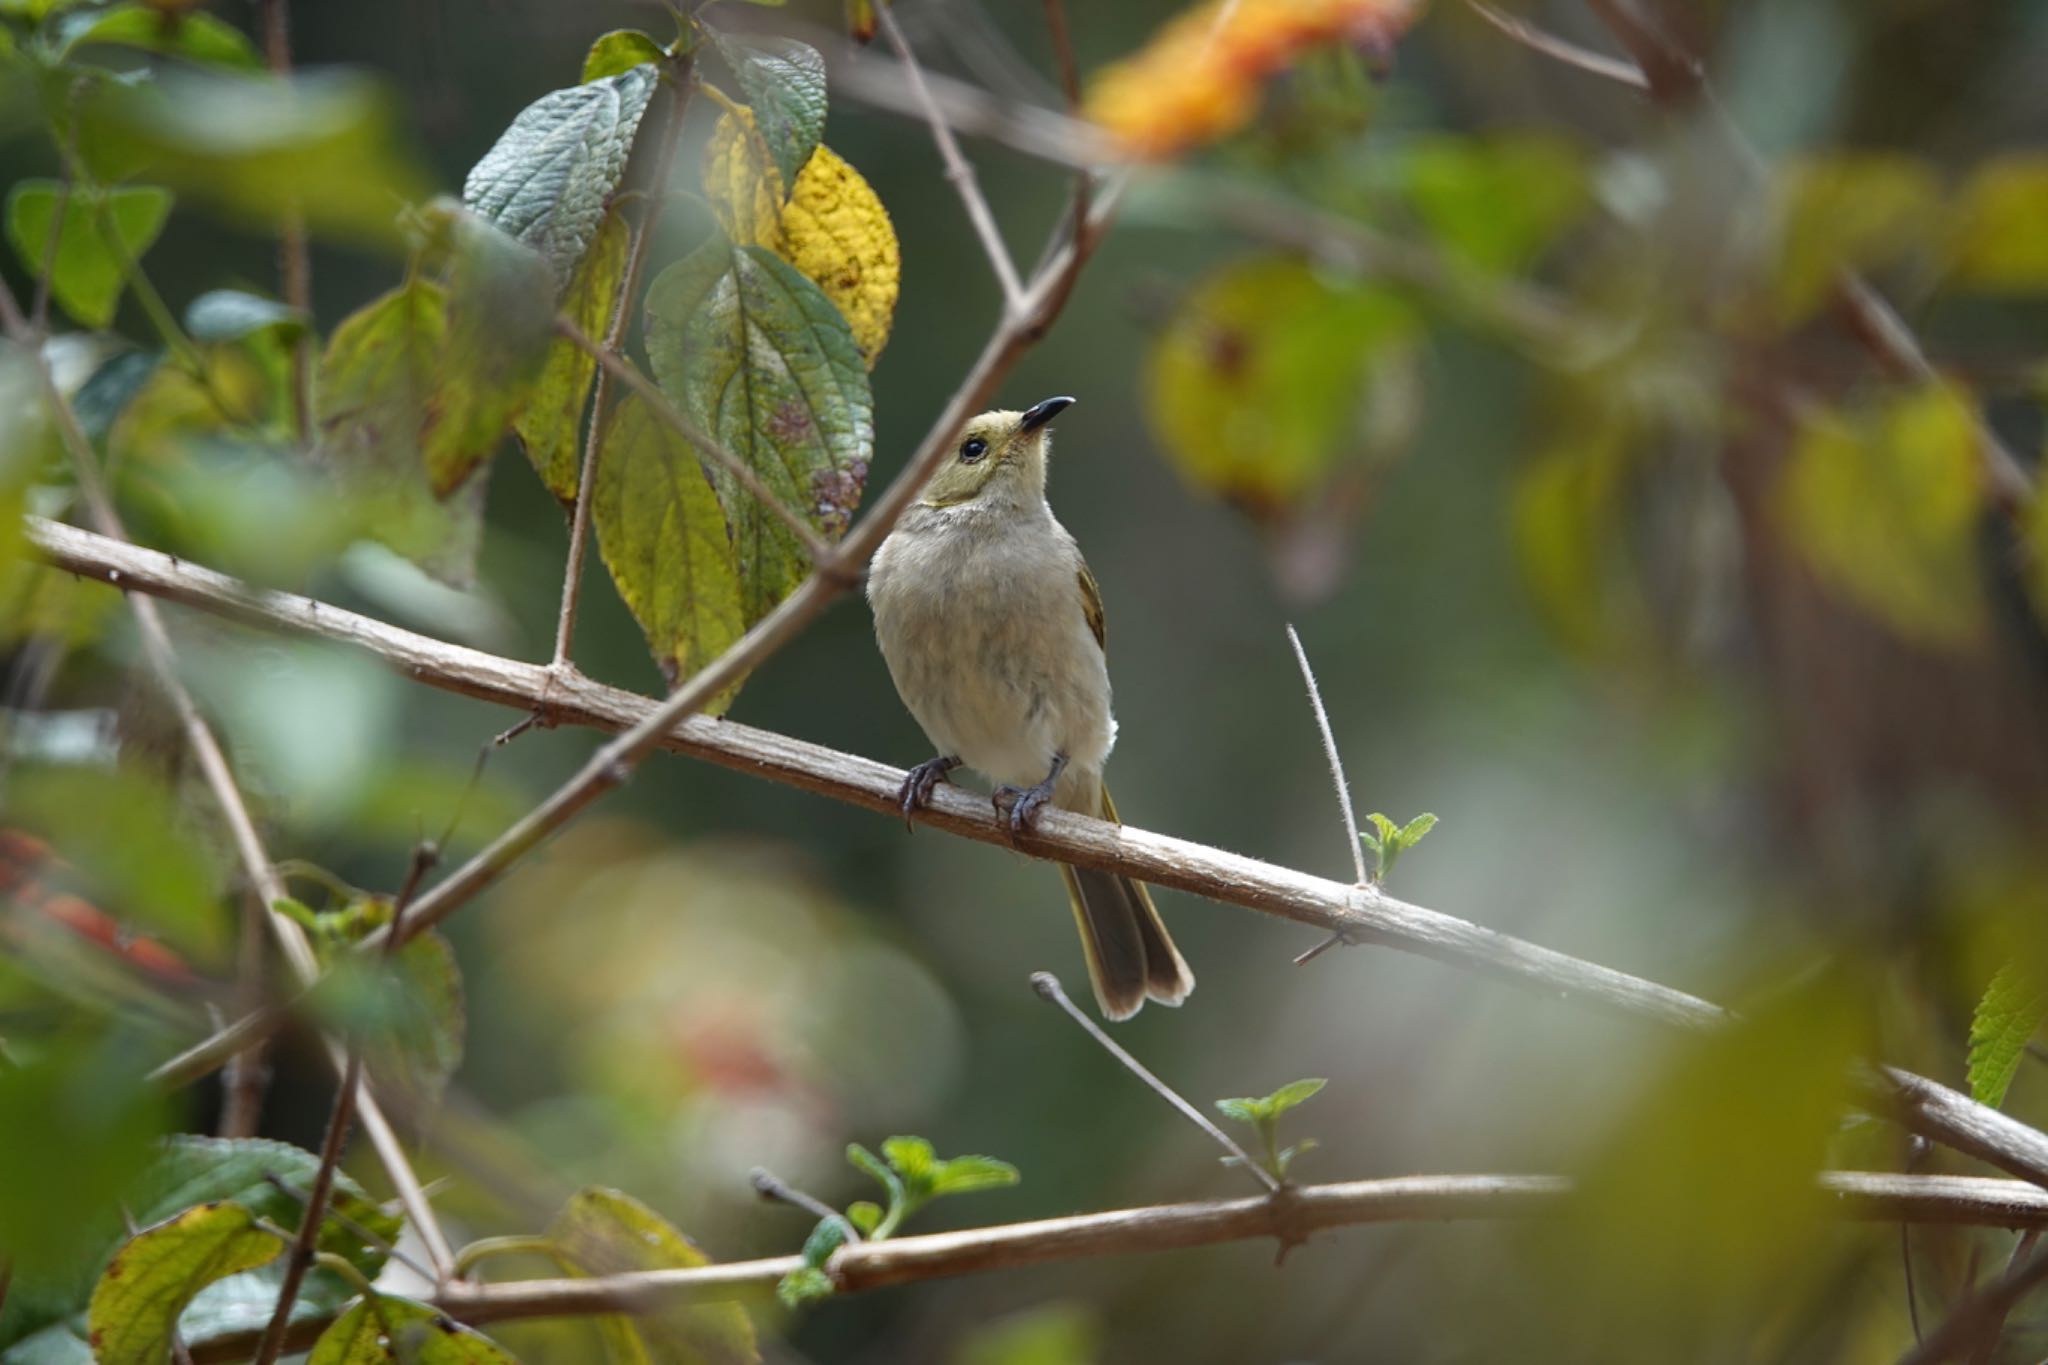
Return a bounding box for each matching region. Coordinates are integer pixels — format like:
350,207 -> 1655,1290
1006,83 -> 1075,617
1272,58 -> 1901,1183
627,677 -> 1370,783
917,395 -> 1076,508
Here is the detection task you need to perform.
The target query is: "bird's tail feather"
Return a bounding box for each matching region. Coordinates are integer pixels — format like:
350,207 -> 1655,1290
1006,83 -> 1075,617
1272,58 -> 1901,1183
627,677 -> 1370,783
1058,784 -> 1193,1020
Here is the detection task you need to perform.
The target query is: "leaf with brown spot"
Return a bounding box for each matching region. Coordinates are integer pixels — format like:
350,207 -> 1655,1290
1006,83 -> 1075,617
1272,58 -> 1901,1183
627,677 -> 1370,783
86,1202 -> 283,1365
548,1187 -> 759,1365
308,1295 -> 520,1364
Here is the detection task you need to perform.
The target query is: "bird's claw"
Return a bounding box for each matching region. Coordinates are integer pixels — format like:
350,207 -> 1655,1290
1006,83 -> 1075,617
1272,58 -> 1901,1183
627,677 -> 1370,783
992,780 -> 1054,837
898,756 -> 960,830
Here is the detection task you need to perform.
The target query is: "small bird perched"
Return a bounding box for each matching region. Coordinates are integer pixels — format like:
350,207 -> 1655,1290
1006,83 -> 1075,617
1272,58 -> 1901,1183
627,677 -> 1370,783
868,396 -> 1194,1020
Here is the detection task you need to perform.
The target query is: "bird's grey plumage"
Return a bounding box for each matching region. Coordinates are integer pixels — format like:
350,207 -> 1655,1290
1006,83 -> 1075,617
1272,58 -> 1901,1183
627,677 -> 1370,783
868,402 -> 1193,1019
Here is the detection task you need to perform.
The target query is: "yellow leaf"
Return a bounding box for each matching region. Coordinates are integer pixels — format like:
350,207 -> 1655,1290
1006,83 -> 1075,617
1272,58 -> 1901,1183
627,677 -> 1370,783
1775,381 -> 1987,648
1947,153 -> 2048,293
704,110 -> 900,367
1085,0 -> 1424,160
1763,154 -> 1940,327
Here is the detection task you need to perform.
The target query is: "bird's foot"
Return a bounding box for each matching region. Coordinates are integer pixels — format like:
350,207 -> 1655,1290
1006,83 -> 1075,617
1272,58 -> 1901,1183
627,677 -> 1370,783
992,754 -> 1067,838
898,755 -> 961,830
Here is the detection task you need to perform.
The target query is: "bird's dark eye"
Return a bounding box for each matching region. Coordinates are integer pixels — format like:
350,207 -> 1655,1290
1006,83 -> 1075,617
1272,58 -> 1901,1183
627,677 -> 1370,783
959,437 -> 989,463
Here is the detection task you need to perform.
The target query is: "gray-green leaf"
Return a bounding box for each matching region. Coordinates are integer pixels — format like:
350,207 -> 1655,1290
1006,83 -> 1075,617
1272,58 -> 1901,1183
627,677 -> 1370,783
645,239 -> 871,623
184,289 -> 306,344
708,32 -> 825,192
462,66 -> 657,290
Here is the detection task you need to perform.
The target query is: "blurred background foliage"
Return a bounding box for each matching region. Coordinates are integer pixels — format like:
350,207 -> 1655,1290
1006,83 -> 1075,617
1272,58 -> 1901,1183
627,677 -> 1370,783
3,0 -> 2048,1360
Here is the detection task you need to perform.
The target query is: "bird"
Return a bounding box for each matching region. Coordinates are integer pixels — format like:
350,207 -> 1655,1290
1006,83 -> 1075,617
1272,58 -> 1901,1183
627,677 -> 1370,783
866,395 -> 1194,1020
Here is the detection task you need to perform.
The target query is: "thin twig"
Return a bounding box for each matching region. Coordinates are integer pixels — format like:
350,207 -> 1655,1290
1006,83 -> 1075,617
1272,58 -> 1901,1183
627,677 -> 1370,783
187,1171 -> 2048,1359
1461,0 -> 1648,90
875,3 -> 1027,313
555,63 -> 694,669
251,1050 -> 363,1365
1286,624 -> 1369,964
554,315 -> 829,564
1031,971 -> 1280,1193
263,1173 -> 436,1284
1039,0 -> 1081,108
259,0 -> 312,444
751,1167 -> 858,1235
1897,1234 -> 2048,1365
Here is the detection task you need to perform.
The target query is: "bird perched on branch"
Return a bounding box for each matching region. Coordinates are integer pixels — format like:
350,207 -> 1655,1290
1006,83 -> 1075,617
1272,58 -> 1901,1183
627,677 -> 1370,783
868,395 -> 1194,1020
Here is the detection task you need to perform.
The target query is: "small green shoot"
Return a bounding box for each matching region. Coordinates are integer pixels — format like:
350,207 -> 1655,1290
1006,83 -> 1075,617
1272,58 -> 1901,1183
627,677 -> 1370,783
1361,812 -> 1437,883
1215,1077 -> 1326,1182
775,1137 -> 1020,1309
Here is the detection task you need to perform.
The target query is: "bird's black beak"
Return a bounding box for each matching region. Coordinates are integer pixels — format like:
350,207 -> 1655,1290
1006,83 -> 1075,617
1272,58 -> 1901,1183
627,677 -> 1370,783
1018,395 -> 1076,433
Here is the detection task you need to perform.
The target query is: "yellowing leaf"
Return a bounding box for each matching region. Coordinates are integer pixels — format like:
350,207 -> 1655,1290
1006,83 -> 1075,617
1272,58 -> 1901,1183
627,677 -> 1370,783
705,111 -> 899,366
1085,0 -> 1423,160
309,1295 -> 519,1364
1764,155 -> 1941,326
1776,381 -> 1986,647
86,1202 -> 283,1365
1143,255 -> 1413,510
590,393 -> 747,701
1947,153 -> 2048,293
515,206 -> 629,505
549,1187 -> 759,1365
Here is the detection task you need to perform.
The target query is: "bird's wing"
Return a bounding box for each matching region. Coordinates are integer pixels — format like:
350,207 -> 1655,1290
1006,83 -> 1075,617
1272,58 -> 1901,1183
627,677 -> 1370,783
1077,557 -> 1106,653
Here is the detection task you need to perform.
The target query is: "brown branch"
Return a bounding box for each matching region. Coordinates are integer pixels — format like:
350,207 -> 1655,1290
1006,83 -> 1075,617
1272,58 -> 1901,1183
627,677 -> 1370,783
187,1171 -> 2048,1360
553,315 -> 829,563
258,0 -> 313,446
875,3 -> 1027,312
556,63 -> 693,668
1461,0 -> 1649,90
251,1050 -> 362,1365
1897,1233 -> 2048,1365
1040,0 -> 1081,108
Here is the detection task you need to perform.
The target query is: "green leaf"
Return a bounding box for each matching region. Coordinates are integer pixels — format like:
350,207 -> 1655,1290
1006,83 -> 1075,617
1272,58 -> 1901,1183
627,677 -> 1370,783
1404,132 -> 1587,275
54,4 -> 262,68
1365,813 -> 1398,844
85,1202 -> 283,1365
1214,1096 -> 1264,1124
183,289 -> 305,344
76,69 -> 431,249
927,1155 -> 1021,1199
4,181 -> 171,329
1144,257 -> 1414,512
315,275 -> 485,585
644,238 -> 872,623
799,1216 -> 851,1268
953,1305 -> 1100,1365
583,29 -> 666,84
879,1135 -> 936,1189
1396,813 -> 1438,848
708,32 -> 826,192
424,204 -> 556,494
299,895 -> 465,1100
7,764 -> 229,960
1946,153 -> 2048,293
515,205 -> 626,505
1775,380 -> 1986,647
462,65 -> 657,290
774,1266 -> 834,1311
1263,1077 -> 1327,1116
589,391 -> 747,698
309,1296 -> 519,1364
844,1201 -> 882,1237
549,1187 -> 759,1365
1967,962 -> 2048,1110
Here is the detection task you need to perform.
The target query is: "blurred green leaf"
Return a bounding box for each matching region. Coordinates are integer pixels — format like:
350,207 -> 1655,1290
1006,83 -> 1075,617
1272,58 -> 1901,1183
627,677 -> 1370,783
7,765 -> 228,960
85,1202 -> 283,1365
878,1134 -> 935,1187
4,180 -> 171,329
1966,961 -> 2048,1110
1263,1077 -> 1326,1116
1510,409 -> 1647,655
589,391 -> 746,698
423,204 -> 555,494
76,69 -> 430,248
952,1304 -> 1099,1365
1765,154 -> 1940,326
583,29 -> 665,84
845,1143 -> 902,1205
183,289 -> 305,344
462,65 -> 657,290
1946,153 -> 2048,292
799,1214 -> 851,1267
548,1186 -> 759,1365
309,1295 -> 519,1364
844,1201 -> 882,1237
707,32 -> 825,192
1776,380 -> 1985,648
1403,132 -> 1587,275
774,1266 -> 833,1310
315,274 -> 488,585
644,238 -> 871,623
515,204 -> 626,505
1214,1096 -> 1260,1123
54,4 -> 261,68
926,1154 -> 1021,1198
1144,256 -> 1414,512
299,895 -> 464,1101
